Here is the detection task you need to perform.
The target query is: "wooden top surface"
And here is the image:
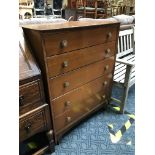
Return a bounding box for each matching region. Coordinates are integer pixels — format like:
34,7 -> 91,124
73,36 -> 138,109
19,27 -> 40,84
21,20 -> 120,31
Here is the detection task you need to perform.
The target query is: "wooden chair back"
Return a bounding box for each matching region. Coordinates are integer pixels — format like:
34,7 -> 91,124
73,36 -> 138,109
117,27 -> 134,58
76,0 -> 84,8
84,0 -> 97,18
84,0 -> 97,8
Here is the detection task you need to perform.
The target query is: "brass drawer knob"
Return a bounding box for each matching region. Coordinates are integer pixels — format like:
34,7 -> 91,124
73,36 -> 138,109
64,82 -> 70,88
66,117 -> 72,122
63,61 -> 68,67
103,81 -> 108,86
25,122 -> 31,133
61,40 -> 68,48
105,65 -> 109,70
107,32 -> 112,39
102,95 -> 106,99
19,95 -> 24,106
65,101 -> 71,107
106,48 -> 111,54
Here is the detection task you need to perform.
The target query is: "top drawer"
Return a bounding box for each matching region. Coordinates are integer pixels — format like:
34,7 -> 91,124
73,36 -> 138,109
43,25 -> 118,57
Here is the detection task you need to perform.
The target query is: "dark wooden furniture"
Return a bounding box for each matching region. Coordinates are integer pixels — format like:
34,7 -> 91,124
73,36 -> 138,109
97,0 -> 113,18
76,0 -> 98,19
84,0 -> 98,18
68,0 -> 77,9
19,27 -> 55,154
75,0 -> 85,19
75,0 -> 111,19
22,21 -> 120,144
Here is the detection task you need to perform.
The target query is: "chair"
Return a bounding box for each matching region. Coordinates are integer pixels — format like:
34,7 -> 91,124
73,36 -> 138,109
111,0 -> 123,16
84,0 -> 97,18
76,0 -> 98,19
97,0 -> 112,18
53,0 -> 63,17
76,0 -> 85,19
77,0 -> 109,19
33,0 -> 46,17
123,0 -> 135,15
111,25 -> 135,114
96,0 -> 105,18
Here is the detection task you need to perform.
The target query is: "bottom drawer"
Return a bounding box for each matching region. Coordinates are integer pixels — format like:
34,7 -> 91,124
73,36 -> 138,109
19,104 -> 51,142
52,73 -> 113,132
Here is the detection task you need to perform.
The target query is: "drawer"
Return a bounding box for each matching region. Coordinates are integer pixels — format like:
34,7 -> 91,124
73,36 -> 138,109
53,74 -> 112,132
43,25 -> 118,57
19,104 -> 51,142
52,73 -> 112,118
19,80 -> 43,115
49,57 -> 115,99
47,41 -> 116,77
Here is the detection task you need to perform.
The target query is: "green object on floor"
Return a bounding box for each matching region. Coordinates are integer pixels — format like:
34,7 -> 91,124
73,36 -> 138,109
27,142 -> 38,149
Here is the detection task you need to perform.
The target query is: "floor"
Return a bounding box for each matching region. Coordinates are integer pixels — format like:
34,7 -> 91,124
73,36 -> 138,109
51,85 -> 135,155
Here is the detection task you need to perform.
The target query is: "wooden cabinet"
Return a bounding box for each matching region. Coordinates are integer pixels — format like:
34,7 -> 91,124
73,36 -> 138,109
22,21 -> 120,144
19,27 -> 54,154
19,104 -> 50,142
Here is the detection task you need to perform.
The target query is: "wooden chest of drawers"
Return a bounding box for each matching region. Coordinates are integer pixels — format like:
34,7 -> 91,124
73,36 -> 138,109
22,21 -> 120,144
19,27 -> 54,154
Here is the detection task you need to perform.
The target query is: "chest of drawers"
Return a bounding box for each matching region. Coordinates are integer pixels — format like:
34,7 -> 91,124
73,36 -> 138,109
22,21 -> 120,144
19,27 -> 54,154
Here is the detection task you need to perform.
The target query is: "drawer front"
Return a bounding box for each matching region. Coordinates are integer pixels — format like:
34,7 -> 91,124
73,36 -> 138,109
49,57 -> 115,99
43,25 -> 117,57
19,104 -> 50,142
19,80 -> 43,115
52,73 -> 112,118
53,74 -> 112,132
47,41 -> 116,77
19,101 -> 43,116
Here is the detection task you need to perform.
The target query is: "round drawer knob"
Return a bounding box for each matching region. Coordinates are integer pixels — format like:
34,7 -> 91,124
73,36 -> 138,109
19,95 -> 24,106
106,48 -> 111,54
61,40 -> 68,48
64,82 -> 70,88
66,117 -> 72,122
25,122 -> 31,133
65,101 -> 71,107
102,95 -> 106,99
105,65 -> 109,70
107,32 -> 112,39
63,61 -> 68,67
103,81 -> 108,86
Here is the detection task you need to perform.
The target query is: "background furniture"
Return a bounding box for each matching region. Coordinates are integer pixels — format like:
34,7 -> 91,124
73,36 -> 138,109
33,0 -> 46,17
68,0 -> 77,8
97,0 -> 112,18
19,27 -> 55,154
19,0 -> 34,19
111,25 -> 135,113
75,0 -> 85,19
75,0 -> 110,19
111,0 -> 135,16
22,21 -> 120,144
49,0 -> 63,17
84,0 -> 97,18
